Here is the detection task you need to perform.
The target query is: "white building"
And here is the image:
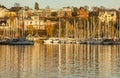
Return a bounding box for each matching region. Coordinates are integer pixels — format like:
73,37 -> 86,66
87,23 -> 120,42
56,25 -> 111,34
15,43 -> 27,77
0,8 -> 8,18
98,10 -> 117,23
18,8 -> 45,30
24,15 -> 45,30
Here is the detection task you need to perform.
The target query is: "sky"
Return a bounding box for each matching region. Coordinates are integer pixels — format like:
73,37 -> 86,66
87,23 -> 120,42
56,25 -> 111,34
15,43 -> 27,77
0,0 -> 120,9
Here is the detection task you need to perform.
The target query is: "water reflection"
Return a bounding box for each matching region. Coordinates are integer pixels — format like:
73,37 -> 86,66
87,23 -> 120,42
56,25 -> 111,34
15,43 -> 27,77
0,44 -> 120,78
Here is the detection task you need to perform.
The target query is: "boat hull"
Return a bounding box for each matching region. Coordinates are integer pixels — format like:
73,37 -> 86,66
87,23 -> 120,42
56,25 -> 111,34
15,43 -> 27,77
0,38 -> 34,45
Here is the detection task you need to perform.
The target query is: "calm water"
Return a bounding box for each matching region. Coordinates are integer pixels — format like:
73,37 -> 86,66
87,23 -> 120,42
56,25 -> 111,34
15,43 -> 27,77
0,44 -> 120,78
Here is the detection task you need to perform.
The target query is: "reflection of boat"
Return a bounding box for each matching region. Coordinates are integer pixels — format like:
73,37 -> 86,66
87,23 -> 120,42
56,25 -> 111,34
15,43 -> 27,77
0,38 -> 34,45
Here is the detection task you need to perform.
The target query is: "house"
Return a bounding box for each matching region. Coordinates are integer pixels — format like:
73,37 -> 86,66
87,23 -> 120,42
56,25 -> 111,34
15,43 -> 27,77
4,11 -> 18,27
18,8 -> 45,30
63,7 -> 72,17
98,10 -> 117,23
0,8 -> 9,26
57,9 -> 65,17
18,8 -> 33,20
0,8 -> 8,18
57,7 -> 72,17
23,14 -> 45,30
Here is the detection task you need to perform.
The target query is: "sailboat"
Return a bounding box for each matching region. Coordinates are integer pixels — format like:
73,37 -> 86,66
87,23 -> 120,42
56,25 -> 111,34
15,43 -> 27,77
44,18 -> 61,44
0,21 -> 34,45
8,21 -> 34,45
5,37 -> 34,45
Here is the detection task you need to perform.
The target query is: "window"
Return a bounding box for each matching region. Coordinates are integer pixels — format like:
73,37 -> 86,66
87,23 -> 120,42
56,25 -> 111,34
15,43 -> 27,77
30,21 -> 32,24
34,16 -> 38,19
35,21 -> 37,24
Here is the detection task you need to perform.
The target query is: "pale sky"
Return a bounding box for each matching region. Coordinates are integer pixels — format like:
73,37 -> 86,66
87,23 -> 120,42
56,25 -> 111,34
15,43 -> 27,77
1,0 -> 120,9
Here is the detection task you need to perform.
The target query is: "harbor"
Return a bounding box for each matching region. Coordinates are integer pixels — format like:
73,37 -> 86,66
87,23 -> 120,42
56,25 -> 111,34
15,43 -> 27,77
0,0 -> 120,78
0,4 -> 120,45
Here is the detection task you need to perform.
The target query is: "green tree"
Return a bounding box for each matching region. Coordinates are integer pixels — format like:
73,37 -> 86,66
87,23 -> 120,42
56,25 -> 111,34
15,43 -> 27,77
14,3 -> 20,7
72,7 -> 78,17
34,2 -> 39,10
0,4 -> 7,9
9,3 -> 22,12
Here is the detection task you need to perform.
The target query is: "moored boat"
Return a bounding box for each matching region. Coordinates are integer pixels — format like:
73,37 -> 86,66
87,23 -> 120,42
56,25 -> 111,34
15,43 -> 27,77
44,38 -> 53,44
52,39 -> 60,44
80,38 -> 120,45
0,38 -> 34,45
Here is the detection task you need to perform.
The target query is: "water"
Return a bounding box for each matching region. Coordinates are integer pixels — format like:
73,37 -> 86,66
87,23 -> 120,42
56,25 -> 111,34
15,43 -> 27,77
0,44 -> 120,78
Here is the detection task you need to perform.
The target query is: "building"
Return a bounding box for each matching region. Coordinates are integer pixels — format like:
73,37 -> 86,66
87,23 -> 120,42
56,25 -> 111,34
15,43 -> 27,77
57,9 -> 65,17
0,8 -> 8,18
98,10 -> 117,23
23,15 -> 45,30
18,8 -> 45,30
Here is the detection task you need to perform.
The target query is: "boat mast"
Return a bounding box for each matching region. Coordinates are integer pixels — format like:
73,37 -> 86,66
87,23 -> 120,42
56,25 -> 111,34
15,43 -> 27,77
59,17 -> 61,38
22,8 -> 24,38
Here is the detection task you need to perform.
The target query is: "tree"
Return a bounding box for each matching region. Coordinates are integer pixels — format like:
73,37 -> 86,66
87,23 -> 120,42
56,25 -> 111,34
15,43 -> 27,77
51,12 -> 57,17
84,5 -> 89,11
100,6 -> 105,10
45,5 -> 50,9
9,7 -> 22,13
0,4 -> 7,9
14,3 -> 20,7
46,20 -> 55,37
72,7 -> 78,17
34,2 -> 39,10
10,3 -> 22,12
92,6 -> 99,12
79,7 -> 89,20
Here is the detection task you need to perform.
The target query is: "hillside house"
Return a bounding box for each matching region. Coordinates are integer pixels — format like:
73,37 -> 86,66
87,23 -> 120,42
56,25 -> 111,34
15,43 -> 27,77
98,10 -> 117,23
23,15 -> 45,30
